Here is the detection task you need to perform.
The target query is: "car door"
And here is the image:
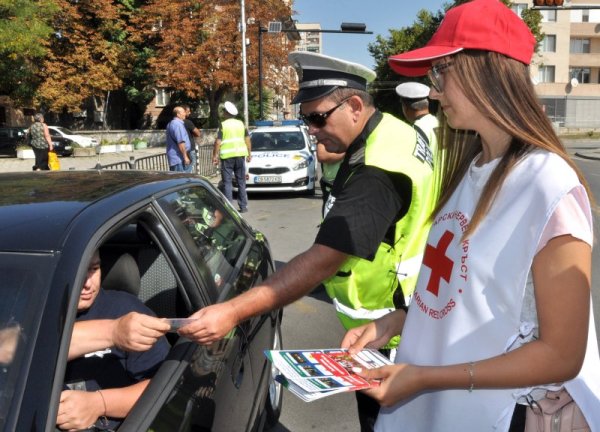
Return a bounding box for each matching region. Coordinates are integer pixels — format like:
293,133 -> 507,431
122,184 -> 274,431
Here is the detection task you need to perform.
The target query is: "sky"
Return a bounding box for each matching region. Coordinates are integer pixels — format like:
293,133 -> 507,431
292,0 -> 448,69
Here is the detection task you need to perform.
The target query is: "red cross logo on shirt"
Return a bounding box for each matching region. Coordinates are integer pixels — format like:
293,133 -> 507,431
422,230 -> 455,297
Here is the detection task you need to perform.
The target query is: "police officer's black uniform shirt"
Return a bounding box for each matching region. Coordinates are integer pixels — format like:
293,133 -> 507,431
315,111 -> 412,261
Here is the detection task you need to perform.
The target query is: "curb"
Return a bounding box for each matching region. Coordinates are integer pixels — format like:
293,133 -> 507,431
575,152 -> 600,161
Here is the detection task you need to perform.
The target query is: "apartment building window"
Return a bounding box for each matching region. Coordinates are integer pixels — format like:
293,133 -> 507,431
155,88 -> 171,107
570,38 -> 591,54
538,66 -> 555,83
511,3 -> 527,17
570,67 -> 591,84
542,35 -> 556,52
582,9 -> 589,22
541,9 -> 557,22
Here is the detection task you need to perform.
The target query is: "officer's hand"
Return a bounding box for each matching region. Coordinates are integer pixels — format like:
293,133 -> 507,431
178,303 -> 239,345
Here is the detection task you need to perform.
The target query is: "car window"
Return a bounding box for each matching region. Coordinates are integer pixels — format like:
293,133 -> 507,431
251,131 -> 306,151
0,254 -> 54,427
54,127 -> 74,135
158,187 -> 248,293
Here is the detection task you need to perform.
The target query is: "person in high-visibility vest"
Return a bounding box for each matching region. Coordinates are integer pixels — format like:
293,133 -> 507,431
395,81 -> 439,153
212,101 -> 251,213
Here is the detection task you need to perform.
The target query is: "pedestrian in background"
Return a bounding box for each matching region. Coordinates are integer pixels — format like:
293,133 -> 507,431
343,0 -> 600,430
182,51 -> 439,432
165,106 -> 191,172
395,81 -> 439,151
212,101 -> 251,213
28,113 -> 53,171
182,104 -> 201,173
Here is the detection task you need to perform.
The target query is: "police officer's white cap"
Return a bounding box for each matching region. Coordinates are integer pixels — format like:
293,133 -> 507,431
395,82 -> 431,100
289,51 -> 376,104
224,101 -> 238,116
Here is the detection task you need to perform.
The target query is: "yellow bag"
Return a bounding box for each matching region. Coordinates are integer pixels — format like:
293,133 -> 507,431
48,151 -> 60,171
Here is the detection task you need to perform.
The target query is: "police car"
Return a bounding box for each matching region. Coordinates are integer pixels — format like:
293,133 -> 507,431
244,120 -> 317,194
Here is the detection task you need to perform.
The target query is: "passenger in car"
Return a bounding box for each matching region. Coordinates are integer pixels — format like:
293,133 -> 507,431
56,250 -> 170,431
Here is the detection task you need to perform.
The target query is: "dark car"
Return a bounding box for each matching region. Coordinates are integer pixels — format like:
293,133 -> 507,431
0,126 -> 73,157
0,171 -> 283,432
0,127 -> 26,156
49,137 -> 74,157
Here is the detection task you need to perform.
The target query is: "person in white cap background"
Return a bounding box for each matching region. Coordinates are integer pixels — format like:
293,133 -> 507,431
395,81 -> 439,153
212,101 -> 251,213
181,50 -> 439,431
342,0 -> 600,431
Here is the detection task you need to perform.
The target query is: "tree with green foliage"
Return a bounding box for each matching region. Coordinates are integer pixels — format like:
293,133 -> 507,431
368,0 -> 544,118
0,0 -> 58,103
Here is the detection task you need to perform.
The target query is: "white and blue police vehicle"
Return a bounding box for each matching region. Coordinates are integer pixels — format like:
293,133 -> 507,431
243,120 -> 317,194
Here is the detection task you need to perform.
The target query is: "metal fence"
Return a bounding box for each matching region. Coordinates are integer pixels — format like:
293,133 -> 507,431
99,144 -> 218,177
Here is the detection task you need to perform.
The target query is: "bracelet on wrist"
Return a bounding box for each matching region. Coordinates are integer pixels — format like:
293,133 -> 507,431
467,361 -> 475,392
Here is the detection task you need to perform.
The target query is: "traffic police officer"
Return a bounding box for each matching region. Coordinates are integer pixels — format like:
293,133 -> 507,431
182,52 -> 439,432
212,101 -> 251,212
395,81 -> 439,153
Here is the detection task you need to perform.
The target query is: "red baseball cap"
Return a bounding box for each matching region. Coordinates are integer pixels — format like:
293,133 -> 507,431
388,0 -> 536,77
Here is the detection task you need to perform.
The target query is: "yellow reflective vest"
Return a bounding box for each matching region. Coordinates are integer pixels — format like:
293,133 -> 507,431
323,113 -> 438,348
219,118 -> 248,159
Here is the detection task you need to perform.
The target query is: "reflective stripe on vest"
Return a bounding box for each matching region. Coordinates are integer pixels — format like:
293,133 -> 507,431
333,298 -> 394,321
323,113 -> 438,348
219,118 -> 248,159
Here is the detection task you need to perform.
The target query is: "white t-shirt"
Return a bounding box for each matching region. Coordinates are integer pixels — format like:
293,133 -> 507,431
375,150 -> 600,432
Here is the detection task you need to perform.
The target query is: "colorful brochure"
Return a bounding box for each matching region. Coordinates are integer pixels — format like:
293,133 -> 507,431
264,348 -> 392,402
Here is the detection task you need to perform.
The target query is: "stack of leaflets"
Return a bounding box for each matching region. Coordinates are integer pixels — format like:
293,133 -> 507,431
264,348 -> 392,402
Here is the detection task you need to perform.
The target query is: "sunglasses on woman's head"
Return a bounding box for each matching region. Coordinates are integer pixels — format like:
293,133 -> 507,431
299,97 -> 351,128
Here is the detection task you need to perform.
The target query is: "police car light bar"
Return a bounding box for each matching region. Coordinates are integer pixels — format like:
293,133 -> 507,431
254,120 -> 304,127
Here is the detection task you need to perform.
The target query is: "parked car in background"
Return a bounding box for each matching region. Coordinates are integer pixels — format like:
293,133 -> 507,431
48,126 -> 98,148
242,120 -> 317,194
0,127 -> 27,157
0,171 -> 283,432
48,133 -> 74,157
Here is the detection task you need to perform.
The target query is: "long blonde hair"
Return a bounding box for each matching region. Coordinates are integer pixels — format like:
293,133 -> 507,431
431,50 -> 594,238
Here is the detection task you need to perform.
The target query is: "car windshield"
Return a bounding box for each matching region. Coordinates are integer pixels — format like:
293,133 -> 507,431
54,127 -> 74,135
251,131 -> 305,151
0,253 -> 54,427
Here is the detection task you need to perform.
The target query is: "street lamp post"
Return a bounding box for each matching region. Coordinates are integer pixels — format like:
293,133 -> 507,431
257,22 -> 372,120
240,0 -> 249,128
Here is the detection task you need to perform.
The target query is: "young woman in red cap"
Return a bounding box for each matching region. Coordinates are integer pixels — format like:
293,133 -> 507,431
343,0 -> 600,430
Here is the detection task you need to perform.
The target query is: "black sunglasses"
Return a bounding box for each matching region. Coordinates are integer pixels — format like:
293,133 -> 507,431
299,97 -> 351,128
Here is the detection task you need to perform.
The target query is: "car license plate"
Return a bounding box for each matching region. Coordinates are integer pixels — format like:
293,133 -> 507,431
254,175 -> 281,184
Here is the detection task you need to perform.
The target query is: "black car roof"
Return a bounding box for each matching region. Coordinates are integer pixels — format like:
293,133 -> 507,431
0,170 -> 201,252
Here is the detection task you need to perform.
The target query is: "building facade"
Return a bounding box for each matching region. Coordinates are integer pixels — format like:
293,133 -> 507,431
513,0 -> 600,129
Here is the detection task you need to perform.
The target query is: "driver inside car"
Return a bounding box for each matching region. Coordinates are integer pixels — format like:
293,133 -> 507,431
57,250 -> 170,431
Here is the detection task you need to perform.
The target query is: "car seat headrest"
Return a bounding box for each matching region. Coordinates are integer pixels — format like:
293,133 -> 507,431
100,251 -> 141,297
